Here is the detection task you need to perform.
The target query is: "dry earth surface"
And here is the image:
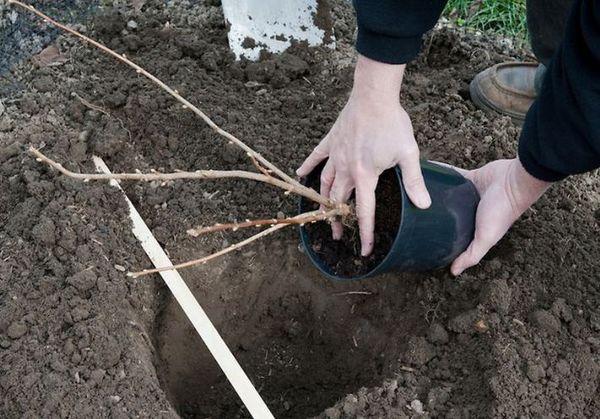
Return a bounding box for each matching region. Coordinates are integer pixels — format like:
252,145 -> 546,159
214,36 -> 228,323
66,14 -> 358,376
1,0 -> 599,418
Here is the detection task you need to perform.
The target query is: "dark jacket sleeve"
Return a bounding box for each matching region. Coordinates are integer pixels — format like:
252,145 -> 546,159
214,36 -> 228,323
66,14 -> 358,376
353,0 -> 448,64
519,0 -> 600,181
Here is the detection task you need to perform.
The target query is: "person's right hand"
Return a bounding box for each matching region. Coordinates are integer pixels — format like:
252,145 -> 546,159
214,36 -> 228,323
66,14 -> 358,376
450,158 -> 552,275
297,55 -> 431,257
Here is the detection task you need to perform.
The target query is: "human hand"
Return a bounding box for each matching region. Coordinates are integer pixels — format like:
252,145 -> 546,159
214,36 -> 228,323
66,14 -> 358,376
451,158 -> 552,276
296,55 -> 431,256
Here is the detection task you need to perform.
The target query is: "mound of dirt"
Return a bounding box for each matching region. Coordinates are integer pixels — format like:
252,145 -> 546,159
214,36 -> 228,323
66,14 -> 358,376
1,0 -> 599,418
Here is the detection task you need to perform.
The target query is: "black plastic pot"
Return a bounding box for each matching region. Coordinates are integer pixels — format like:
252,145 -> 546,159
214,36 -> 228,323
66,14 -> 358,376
299,161 -> 480,280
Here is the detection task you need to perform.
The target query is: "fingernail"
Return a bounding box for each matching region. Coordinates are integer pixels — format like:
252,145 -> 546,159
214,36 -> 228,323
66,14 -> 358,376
332,231 -> 342,240
419,194 -> 432,209
361,245 -> 372,257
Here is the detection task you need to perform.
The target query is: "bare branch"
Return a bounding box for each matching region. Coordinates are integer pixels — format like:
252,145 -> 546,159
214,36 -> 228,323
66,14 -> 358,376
187,208 -> 339,237
9,0 -> 336,209
247,152 -> 272,178
129,208 -> 329,278
29,147 -> 337,206
129,222 -> 287,278
12,1 -> 356,278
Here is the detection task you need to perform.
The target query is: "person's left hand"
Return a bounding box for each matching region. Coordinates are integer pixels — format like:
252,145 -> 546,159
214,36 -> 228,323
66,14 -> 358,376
296,56 -> 431,256
450,158 -> 552,276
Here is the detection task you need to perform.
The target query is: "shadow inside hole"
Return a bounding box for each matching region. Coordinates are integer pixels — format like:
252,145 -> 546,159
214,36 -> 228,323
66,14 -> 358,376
154,238 -> 428,418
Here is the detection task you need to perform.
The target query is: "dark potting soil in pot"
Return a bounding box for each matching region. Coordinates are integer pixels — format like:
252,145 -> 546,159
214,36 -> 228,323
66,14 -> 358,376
302,168 -> 402,278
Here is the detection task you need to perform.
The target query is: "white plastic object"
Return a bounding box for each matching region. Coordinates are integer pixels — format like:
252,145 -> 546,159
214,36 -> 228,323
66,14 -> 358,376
222,0 -> 333,60
93,156 -> 274,419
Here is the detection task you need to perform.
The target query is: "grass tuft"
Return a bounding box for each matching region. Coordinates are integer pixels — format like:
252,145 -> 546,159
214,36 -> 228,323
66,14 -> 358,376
444,0 -> 527,40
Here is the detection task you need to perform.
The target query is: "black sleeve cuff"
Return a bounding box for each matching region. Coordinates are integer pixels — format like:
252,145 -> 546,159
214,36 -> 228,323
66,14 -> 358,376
356,26 -> 423,65
518,103 -> 568,182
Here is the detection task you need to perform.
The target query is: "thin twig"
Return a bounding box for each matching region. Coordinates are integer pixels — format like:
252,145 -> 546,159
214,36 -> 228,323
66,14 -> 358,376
187,208 -> 339,237
9,0 -> 336,209
30,147 -> 343,208
332,291 -> 374,296
130,209 -> 325,278
129,224 -> 285,277
71,92 -> 109,115
248,152 -> 272,178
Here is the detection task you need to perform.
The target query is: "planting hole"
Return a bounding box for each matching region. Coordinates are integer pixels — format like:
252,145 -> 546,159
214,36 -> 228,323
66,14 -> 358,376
155,239 -> 425,418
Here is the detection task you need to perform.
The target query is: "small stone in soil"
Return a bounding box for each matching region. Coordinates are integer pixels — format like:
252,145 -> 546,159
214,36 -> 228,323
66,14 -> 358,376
555,359 -> 571,375
342,394 -> 358,416
71,306 -> 90,322
427,386 -> 451,410
526,362 -> 546,382
0,142 -> 20,163
31,216 -> 57,246
530,309 -> 561,334
67,270 -> 97,292
589,312 -> 600,331
448,309 -> 479,334
410,399 -> 424,414
474,319 -> 489,333
482,278 -> 511,314
551,298 -> 573,322
7,321 -> 28,339
90,369 -> 106,386
0,116 -> 14,132
323,407 -> 340,419
405,336 -> 435,366
427,322 -> 449,345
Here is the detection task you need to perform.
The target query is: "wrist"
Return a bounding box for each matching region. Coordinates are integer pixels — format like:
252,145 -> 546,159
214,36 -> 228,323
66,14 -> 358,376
511,157 -> 552,207
350,54 -> 405,106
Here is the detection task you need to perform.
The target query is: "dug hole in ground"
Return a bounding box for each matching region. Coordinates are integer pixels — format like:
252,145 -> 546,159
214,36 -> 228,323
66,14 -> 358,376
1,0 -> 599,417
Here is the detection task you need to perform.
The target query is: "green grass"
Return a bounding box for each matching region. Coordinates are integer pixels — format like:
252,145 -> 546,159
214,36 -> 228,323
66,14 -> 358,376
444,0 -> 527,40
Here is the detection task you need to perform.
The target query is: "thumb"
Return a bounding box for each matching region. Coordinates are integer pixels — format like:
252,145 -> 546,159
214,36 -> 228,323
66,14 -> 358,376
399,156 -> 431,209
450,231 -> 495,276
428,160 -> 471,179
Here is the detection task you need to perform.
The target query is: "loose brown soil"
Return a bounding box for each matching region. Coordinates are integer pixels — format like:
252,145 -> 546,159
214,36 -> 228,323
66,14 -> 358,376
301,164 -> 402,278
1,1 -> 599,418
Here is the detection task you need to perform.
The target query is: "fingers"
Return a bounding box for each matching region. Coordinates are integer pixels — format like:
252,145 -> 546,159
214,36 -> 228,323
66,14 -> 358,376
318,159 -> 335,204
296,141 -> 330,178
399,153 -> 431,209
355,176 -> 378,256
329,176 -> 354,240
450,230 -> 496,276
